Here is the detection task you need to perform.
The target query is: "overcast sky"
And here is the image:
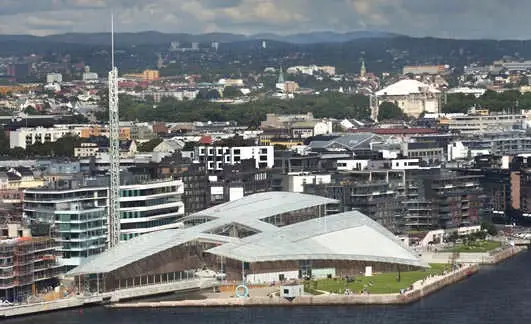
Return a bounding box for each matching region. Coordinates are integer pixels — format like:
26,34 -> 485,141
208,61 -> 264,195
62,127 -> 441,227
0,0 -> 528,39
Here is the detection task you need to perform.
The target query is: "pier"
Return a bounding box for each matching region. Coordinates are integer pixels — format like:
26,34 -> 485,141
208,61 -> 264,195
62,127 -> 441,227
0,277 -> 219,318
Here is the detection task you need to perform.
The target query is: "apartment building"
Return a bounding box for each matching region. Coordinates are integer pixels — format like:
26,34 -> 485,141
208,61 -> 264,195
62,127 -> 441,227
23,177 -> 185,268
9,127 -> 81,149
192,145 -> 274,172
448,114 -> 526,134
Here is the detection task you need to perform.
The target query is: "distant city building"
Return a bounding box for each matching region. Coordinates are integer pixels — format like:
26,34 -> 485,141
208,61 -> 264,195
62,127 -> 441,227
374,79 -> 442,120
447,114 -> 526,134
9,127 -> 79,149
402,65 -> 450,75
191,145 -> 274,172
46,73 -> 63,84
82,72 -> 99,81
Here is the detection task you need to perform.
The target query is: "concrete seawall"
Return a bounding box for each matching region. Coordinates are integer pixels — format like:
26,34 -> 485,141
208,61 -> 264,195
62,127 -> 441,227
109,265 -> 479,308
421,246 -> 526,265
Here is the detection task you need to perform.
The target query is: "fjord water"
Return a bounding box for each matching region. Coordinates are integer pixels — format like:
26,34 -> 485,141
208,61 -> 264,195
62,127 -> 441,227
5,251 -> 531,324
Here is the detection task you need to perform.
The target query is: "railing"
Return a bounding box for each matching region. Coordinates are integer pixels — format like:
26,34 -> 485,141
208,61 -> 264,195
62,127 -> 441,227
113,271 -> 200,291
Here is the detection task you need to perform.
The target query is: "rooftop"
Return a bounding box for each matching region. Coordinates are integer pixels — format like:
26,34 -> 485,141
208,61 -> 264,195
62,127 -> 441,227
376,80 -> 441,96
68,192 -> 339,275
208,211 -> 425,267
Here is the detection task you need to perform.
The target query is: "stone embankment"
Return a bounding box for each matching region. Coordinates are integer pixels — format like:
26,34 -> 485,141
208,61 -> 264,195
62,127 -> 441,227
108,265 -> 479,308
421,246 -> 526,265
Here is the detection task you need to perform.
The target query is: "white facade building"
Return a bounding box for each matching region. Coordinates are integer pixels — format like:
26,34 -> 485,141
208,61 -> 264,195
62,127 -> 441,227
336,160 -> 370,171
82,72 -> 99,81
193,146 -> 274,171
447,114 -> 526,134
391,159 -> 421,170
119,179 -> 185,240
10,127 -> 81,149
46,73 -> 63,84
282,172 -> 332,193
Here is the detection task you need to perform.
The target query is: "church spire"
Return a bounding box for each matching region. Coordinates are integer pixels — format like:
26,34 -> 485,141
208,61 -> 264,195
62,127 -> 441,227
360,58 -> 367,79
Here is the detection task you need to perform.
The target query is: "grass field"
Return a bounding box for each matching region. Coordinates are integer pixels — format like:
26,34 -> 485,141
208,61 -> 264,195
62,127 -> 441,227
312,264 -> 449,295
444,240 -> 501,253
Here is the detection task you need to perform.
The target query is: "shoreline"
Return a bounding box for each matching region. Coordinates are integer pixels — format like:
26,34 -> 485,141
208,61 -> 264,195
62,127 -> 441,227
108,264 -> 479,308
0,246 -> 526,317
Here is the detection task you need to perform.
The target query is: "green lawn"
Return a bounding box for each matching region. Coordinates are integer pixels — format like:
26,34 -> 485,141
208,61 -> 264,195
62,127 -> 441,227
312,264 -> 448,295
444,240 -> 501,253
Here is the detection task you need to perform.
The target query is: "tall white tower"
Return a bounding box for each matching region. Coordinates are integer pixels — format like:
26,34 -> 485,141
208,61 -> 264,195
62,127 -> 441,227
108,14 -> 121,248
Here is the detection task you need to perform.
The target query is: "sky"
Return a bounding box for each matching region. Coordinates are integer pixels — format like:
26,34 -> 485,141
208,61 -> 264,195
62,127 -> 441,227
0,0 -> 528,39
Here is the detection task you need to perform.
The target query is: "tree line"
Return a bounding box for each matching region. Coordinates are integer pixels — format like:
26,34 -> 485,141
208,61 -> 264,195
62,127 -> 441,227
96,92 -> 371,127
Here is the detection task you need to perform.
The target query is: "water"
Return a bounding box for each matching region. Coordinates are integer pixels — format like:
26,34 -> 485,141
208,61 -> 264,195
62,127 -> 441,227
6,252 -> 531,324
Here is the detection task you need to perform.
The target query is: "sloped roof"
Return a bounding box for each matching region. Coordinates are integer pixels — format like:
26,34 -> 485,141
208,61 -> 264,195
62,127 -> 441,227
309,133 -> 383,151
207,211 -> 425,267
68,192 -> 339,275
376,79 -> 441,96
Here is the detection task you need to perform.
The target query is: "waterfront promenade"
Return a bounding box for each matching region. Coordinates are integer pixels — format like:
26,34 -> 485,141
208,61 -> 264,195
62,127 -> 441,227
108,264 -> 479,308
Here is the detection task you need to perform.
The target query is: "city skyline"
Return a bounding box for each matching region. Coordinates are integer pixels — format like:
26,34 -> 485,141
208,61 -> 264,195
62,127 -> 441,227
0,0 -> 530,40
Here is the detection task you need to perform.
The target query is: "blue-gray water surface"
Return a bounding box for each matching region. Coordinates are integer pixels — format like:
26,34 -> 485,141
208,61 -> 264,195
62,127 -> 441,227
6,251 -> 531,323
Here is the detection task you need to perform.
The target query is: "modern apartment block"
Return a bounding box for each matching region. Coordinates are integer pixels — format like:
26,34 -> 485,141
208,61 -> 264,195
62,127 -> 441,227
402,170 -> 485,231
23,183 -> 108,268
119,179 -> 185,241
192,145 -> 274,172
23,177 -> 185,268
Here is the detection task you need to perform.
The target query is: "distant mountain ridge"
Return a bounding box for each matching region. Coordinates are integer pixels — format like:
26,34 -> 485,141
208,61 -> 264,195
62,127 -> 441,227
0,30 -> 398,46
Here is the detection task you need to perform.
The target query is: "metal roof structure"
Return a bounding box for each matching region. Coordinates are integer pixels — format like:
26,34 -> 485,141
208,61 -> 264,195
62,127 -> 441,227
68,192 -> 338,275
375,79 -> 441,97
308,133 -> 387,151
207,211 -> 425,268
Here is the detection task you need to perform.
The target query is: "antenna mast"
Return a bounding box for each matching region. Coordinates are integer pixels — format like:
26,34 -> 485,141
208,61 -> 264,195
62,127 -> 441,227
108,13 -> 121,248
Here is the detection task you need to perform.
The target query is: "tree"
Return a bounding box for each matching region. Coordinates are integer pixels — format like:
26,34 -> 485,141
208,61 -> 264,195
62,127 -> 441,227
222,86 -> 241,98
481,222 -> 498,236
138,138 -> 163,152
520,75 -> 529,87
378,102 -> 405,121
23,106 -> 41,115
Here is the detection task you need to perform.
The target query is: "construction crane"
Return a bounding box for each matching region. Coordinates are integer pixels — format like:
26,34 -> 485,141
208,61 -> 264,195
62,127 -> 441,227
108,14 -> 121,248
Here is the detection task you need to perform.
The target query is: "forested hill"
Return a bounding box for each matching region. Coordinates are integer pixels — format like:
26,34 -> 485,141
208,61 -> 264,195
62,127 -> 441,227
2,32 -> 531,74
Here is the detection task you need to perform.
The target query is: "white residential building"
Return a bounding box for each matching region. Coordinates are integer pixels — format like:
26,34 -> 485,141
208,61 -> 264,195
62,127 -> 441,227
9,127 -> 81,149
336,160 -> 370,171
447,114 -> 526,134
282,172 -> 332,193
192,146 -> 274,171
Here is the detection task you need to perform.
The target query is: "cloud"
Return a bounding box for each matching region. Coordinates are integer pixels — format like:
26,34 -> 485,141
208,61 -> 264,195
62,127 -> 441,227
0,0 -> 529,39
